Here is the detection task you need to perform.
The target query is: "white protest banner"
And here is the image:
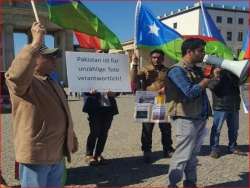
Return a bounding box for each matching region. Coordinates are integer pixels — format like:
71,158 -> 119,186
66,51 -> 131,92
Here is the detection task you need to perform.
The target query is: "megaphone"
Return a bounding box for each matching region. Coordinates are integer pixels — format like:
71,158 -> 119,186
203,55 -> 249,84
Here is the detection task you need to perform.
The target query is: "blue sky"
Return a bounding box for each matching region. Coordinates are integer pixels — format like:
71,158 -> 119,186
83,0 -> 248,41
14,0 -> 249,54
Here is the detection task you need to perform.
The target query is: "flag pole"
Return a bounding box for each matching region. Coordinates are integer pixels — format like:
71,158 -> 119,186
134,0 -> 141,68
31,0 -> 40,22
30,0 -> 45,45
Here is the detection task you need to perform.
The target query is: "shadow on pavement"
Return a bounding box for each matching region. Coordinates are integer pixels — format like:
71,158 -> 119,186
199,144 -> 249,157
206,172 -> 249,187
66,151 -> 169,186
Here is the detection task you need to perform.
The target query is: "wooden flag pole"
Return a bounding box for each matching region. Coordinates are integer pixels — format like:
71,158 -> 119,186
30,0 -> 45,44
31,0 -> 40,22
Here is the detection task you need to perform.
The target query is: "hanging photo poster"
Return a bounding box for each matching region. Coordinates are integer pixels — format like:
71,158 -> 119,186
134,91 -> 169,123
134,103 -> 152,122
151,104 -> 169,123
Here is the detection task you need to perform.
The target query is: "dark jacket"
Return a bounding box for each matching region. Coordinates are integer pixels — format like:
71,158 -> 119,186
82,93 -> 119,115
210,70 -> 241,111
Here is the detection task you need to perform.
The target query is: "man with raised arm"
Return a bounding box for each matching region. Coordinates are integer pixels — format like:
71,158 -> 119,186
5,22 -> 78,187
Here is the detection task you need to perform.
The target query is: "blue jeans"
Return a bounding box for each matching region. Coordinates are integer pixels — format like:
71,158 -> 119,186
210,110 -> 239,152
19,161 -> 64,187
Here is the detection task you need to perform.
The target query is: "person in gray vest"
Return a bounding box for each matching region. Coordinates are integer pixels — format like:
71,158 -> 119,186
166,38 -> 220,188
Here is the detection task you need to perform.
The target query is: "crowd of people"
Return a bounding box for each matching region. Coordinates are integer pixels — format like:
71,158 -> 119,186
2,22 -> 246,188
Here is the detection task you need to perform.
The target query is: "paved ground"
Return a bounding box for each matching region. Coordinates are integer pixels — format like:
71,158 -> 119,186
1,94 -> 249,187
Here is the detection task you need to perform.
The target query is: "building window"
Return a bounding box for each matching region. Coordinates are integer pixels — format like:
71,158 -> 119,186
173,22 -> 177,29
216,16 -> 222,23
238,32 -> 243,41
238,18 -> 244,24
227,32 -> 232,41
227,17 -> 233,24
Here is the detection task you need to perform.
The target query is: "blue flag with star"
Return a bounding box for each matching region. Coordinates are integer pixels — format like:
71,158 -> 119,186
135,0 -> 183,62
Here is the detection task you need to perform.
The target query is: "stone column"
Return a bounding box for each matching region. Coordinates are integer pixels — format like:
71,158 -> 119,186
0,28 -> 3,71
54,30 -> 66,85
27,30 -> 32,44
54,30 -> 73,86
2,24 -> 14,71
65,30 -> 73,51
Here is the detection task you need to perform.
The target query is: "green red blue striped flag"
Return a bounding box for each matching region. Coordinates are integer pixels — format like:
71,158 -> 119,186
47,0 -> 122,50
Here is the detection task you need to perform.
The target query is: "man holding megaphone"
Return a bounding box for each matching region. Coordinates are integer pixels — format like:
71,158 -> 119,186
166,38 -> 221,188
203,55 -> 249,84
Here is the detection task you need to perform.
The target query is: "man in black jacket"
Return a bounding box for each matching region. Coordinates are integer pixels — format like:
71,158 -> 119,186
209,69 -> 243,158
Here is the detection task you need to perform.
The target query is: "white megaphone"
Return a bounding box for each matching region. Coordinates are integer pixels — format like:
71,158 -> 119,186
203,55 -> 249,84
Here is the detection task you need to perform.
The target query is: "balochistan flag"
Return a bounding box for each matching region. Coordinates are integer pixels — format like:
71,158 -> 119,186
47,0 -> 122,49
74,31 -> 121,50
184,35 -> 234,60
135,0 -> 183,62
200,1 -> 234,59
239,31 -> 250,60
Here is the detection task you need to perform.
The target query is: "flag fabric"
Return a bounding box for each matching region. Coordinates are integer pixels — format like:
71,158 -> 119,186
47,0 -> 122,49
239,31 -> 250,60
135,0 -> 183,62
200,1 -> 225,43
74,31 -> 121,50
184,35 -> 234,60
200,1 -> 234,59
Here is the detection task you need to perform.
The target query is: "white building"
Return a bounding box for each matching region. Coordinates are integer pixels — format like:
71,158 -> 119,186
119,2 -> 249,58
160,2 -> 248,55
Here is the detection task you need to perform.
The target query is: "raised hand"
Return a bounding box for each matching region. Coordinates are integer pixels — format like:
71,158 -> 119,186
30,22 -> 46,49
213,67 -> 222,80
107,90 -> 116,97
89,88 -> 97,95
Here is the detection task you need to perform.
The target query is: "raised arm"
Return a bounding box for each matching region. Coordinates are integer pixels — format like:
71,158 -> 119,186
5,22 -> 45,96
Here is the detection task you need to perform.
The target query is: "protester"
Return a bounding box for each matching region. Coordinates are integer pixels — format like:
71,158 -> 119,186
5,22 -> 78,187
131,49 -> 174,163
83,49 -> 119,166
130,53 -> 138,94
166,38 -> 220,187
209,69 -> 244,158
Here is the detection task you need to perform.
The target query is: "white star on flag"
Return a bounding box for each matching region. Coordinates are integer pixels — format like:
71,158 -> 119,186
149,22 -> 160,36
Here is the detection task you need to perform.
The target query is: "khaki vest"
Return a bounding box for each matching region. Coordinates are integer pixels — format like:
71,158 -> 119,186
138,64 -> 168,92
166,61 -> 211,118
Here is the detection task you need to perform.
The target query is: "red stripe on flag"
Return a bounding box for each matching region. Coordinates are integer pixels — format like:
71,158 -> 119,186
183,35 -> 218,42
244,42 -> 250,59
74,32 -> 101,49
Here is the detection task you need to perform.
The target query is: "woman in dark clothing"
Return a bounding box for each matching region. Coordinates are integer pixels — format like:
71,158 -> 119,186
83,91 -> 119,165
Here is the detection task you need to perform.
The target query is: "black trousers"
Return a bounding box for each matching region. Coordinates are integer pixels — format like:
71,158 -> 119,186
86,112 -> 113,157
141,122 -> 173,152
